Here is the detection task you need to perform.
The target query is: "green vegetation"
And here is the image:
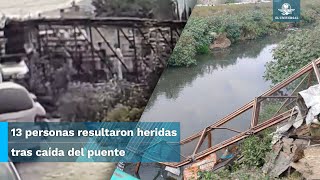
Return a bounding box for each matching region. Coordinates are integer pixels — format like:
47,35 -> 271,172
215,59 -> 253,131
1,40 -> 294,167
198,168 -> 271,180
168,31 -> 197,66
259,101 -> 282,123
198,131 -> 272,180
169,4 -> 284,67
240,132 -> 272,168
265,27 -> 320,84
104,106 -> 144,122
169,0 -> 320,67
57,82 -> 147,122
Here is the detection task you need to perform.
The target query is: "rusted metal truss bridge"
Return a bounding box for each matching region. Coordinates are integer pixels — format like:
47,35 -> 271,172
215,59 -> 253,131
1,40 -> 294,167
162,59 -> 320,168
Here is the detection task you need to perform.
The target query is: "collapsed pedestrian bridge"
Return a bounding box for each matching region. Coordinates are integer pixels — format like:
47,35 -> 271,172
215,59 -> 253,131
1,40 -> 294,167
162,59 -> 320,168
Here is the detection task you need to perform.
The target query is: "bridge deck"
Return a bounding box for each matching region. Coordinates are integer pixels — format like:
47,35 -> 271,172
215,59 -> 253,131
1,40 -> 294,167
6,17 -> 187,28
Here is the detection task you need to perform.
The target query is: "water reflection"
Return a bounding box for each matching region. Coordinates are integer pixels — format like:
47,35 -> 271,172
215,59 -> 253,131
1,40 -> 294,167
140,36 -> 285,139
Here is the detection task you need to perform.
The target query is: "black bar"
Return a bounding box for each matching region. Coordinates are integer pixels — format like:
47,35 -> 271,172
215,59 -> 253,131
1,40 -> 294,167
132,28 -> 137,74
157,28 -> 170,46
174,28 -> 180,37
137,27 -> 155,53
73,25 -> 78,57
89,23 -> 95,62
117,28 -> 120,47
170,27 -> 174,50
119,28 -> 134,46
75,25 -> 113,73
36,24 -> 42,56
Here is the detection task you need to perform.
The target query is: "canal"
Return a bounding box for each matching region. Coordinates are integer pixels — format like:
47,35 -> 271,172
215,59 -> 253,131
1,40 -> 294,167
125,35 -> 286,179
141,36 -> 283,138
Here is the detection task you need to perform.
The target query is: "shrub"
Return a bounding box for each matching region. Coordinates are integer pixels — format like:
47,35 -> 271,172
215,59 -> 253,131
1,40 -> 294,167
198,169 -> 231,180
264,27 -> 320,84
225,20 -> 242,42
198,167 -> 272,180
168,31 -> 197,66
169,1 -> 320,67
240,132 -> 272,168
184,17 -> 213,54
104,105 -> 144,122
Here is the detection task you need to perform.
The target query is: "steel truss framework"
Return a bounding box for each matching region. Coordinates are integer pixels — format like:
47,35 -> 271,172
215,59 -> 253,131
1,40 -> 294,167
161,58 -> 320,168
4,18 -> 185,78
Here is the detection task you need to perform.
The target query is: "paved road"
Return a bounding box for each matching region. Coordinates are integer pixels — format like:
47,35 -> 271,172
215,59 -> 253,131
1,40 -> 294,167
16,162 -> 116,180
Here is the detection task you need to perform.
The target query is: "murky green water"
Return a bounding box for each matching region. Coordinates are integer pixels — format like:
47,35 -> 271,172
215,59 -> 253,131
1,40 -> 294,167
126,35 -> 285,180
141,36 -> 284,139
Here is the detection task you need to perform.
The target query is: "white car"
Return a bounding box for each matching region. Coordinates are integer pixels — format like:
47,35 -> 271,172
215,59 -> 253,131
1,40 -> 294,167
0,82 -> 47,160
0,162 -> 21,180
0,82 -> 45,122
0,55 -> 29,81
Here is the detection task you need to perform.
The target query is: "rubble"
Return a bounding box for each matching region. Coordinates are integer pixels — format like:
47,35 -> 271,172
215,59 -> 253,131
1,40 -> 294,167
291,145 -> 320,180
183,153 -> 218,180
262,84 -> 320,179
309,123 -> 320,137
263,136 -> 309,177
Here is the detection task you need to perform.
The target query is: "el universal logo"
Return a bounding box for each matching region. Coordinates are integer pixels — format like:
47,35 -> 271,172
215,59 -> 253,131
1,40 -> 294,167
278,3 -> 295,15
273,0 -> 300,22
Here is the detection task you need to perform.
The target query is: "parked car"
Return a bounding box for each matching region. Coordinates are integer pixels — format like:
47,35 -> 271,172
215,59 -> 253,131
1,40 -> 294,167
0,162 -> 21,180
0,82 -> 48,161
0,82 -> 45,122
0,54 -> 29,81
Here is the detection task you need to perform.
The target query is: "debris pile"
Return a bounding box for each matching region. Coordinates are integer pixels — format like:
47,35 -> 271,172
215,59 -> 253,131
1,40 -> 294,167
263,84 -> 320,180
